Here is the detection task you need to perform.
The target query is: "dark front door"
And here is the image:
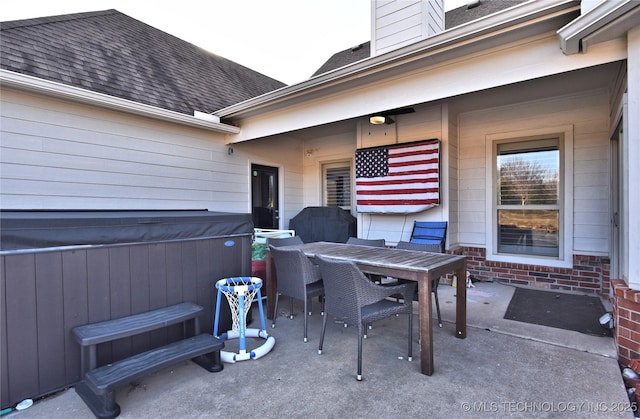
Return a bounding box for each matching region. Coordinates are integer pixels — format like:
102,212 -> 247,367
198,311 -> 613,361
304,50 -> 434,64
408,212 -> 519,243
251,164 -> 279,229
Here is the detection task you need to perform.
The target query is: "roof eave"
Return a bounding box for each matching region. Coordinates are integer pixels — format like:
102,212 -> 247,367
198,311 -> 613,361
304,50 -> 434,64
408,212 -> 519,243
0,70 -> 240,135
558,0 -> 640,54
215,0 -> 580,119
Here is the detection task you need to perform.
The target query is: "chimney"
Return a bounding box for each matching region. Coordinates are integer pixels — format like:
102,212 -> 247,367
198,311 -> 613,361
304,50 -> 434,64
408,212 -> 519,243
370,0 -> 445,57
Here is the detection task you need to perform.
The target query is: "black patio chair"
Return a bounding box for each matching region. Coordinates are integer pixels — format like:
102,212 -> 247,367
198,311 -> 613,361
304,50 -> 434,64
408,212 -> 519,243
396,240 -> 443,327
315,255 -> 415,381
266,235 -> 304,247
346,237 -> 386,283
268,245 -> 324,342
346,237 -> 386,247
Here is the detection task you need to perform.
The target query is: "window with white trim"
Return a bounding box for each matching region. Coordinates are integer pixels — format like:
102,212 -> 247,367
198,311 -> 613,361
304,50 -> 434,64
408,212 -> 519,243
323,161 -> 352,210
495,138 -> 561,257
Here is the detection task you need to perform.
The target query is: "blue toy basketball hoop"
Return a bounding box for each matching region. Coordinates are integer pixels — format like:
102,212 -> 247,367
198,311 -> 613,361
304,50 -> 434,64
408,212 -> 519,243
213,277 -> 275,363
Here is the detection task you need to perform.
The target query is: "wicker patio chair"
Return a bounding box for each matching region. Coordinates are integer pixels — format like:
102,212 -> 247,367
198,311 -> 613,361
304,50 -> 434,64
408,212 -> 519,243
266,235 -> 304,247
396,240 -> 443,327
268,245 -> 324,342
345,237 -> 386,247
346,237 -> 385,283
315,255 -> 415,381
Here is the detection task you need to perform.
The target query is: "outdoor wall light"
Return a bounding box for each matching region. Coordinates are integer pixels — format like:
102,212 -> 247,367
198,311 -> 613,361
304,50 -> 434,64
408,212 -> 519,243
369,115 -> 394,125
599,312 -> 614,329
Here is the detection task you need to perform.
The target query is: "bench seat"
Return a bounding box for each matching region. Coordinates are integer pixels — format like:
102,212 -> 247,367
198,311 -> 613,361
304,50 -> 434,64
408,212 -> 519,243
73,302 -> 204,347
73,302 -> 224,418
84,334 -> 223,394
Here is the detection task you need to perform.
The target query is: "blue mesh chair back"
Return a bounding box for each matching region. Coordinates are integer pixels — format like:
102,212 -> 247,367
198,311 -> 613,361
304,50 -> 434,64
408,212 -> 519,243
409,221 -> 447,253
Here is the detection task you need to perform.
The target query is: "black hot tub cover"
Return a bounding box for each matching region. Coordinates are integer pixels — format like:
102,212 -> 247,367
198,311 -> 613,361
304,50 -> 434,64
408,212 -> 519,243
0,210 -> 253,251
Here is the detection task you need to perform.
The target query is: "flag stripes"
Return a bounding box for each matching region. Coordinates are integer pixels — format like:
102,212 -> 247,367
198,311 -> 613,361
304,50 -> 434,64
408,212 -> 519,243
355,139 -> 440,213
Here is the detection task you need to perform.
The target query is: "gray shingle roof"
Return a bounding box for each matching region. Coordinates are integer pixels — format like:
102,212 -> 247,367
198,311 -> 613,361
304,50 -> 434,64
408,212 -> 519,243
312,42 -> 371,79
1,10 -> 286,114
311,0 -> 528,78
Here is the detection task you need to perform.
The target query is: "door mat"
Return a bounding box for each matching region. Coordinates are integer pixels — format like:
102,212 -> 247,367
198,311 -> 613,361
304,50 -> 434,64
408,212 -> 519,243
504,287 -> 612,337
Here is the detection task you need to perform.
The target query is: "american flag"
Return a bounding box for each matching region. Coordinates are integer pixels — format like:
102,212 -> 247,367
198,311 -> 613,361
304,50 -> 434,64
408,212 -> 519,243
355,140 -> 440,213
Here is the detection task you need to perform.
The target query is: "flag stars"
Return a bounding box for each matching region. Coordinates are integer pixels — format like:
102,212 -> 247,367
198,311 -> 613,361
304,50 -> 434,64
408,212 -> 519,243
356,148 -> 388,177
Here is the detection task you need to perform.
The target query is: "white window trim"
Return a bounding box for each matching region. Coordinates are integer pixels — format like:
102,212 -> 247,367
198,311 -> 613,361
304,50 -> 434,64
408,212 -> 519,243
485,125 -> 574,268
321,160 -> 353,210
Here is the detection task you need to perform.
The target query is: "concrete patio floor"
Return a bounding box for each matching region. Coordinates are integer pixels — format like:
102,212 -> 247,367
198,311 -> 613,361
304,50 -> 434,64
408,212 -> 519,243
9,281 -> 632,418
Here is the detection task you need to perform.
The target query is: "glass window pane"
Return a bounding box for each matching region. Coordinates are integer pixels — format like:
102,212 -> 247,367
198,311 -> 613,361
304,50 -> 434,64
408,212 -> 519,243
498,209 -> 559,257
324,165 -> 351,209
497,149 -> 559,206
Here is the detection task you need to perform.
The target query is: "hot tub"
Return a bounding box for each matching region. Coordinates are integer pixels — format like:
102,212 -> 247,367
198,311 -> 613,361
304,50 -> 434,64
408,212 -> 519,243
0,210 -> 253,409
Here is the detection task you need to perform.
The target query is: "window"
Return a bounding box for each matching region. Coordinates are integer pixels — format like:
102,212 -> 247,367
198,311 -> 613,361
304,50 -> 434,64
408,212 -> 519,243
323,162 -> 352,210
496,138 -> 560,257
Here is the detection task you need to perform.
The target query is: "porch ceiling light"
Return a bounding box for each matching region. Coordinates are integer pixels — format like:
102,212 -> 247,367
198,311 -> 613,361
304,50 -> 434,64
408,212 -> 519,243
369,115 -> 394,125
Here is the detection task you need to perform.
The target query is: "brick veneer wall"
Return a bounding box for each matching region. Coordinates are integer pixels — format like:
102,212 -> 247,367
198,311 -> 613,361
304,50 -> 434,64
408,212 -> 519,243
449,247 -> 610,295
611,279 -> 640,366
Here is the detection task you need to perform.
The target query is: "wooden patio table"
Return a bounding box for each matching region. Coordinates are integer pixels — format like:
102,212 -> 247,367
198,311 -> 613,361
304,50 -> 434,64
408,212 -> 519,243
265,241 -> 467,376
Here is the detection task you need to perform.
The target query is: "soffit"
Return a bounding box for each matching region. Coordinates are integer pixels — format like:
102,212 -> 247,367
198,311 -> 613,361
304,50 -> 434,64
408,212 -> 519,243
282,61 -> 622,142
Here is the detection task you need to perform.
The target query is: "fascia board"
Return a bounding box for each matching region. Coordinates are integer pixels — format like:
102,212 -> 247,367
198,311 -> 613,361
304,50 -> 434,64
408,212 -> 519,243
0,70 -> 240,134
558,0 -> 638,54
227,34 -> 625,143
215,0 -> 580,119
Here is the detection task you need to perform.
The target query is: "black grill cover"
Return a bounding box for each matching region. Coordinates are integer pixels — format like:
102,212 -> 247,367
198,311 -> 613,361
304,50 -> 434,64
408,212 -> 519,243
289,207 -> 356,243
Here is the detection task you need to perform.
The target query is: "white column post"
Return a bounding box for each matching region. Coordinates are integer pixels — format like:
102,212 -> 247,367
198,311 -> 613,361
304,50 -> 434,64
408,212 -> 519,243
626,26 -> 640,288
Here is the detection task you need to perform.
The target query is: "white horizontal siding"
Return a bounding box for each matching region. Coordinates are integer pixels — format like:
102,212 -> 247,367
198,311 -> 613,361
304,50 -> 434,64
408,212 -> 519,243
457,88 -> 611,255
376,21 -> 423,54
0,88 -> 302,213
372,1 -> 444,56
376,1 -> 422,31
281,152 -> 305,228
2,98 -> 225,157
0,120 -> 229,173
358,213 -> 421,244
569,92 -> 610,255
0,145 -> 237,184
302,128 -> 356,210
